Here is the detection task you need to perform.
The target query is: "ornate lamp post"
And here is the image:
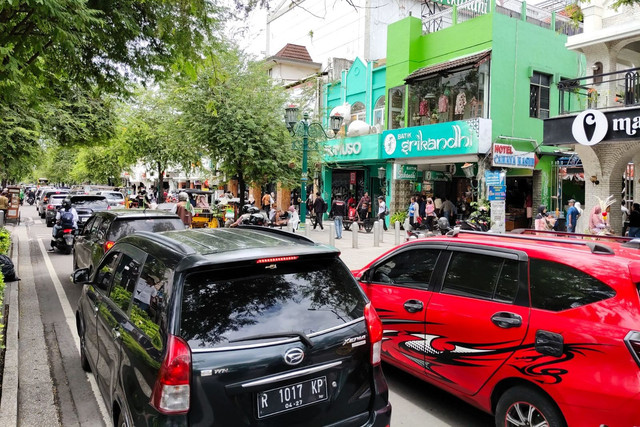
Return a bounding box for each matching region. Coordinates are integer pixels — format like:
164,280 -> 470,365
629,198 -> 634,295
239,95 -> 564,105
285,106 -> 343,223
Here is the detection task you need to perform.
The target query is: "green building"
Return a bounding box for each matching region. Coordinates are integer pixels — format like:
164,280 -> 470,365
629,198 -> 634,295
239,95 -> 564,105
323,0 -> 584,229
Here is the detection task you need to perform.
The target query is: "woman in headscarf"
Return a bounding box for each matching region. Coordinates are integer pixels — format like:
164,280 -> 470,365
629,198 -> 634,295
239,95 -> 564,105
574,202 -> 585,234
534,205 -> 553,230
589,205 -> 606,234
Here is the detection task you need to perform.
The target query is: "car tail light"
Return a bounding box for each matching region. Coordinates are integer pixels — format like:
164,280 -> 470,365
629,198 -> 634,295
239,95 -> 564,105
364,303 -> 383,365
625,331 -> 640,368
47,204 -> 53,210
151,335 -> 191,414
103,241 -> 115,252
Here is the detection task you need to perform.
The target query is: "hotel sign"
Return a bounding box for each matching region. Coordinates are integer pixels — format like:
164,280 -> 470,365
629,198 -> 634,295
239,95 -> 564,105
492,143 -> 536,169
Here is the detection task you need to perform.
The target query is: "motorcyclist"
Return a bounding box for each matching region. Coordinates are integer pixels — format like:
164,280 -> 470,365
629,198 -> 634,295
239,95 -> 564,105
50,200 -> 78,251
230,205 -> 266,227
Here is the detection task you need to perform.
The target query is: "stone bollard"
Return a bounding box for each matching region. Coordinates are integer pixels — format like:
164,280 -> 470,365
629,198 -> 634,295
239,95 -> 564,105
395,221 -> 401,245
328,223 -> 335,246
352,225 -> 358,248
379,220 -> 384,243
304,222 -> 310,238
373,221 -> 380,247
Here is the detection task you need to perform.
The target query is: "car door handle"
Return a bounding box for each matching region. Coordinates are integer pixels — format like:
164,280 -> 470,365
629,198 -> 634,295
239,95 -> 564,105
491,312 -> 522,329
403,299 -> 424,313
111,328 -> 121,340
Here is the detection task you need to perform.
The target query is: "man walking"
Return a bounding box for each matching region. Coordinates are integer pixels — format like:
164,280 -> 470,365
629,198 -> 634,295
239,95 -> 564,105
330,194 -> 347,239
313,192 -> 325,230
377,196 -> 388,231
566,199 -> 579,233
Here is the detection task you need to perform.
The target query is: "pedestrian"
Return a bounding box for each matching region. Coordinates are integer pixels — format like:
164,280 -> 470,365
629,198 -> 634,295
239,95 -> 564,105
377,196 -> 388,231
356,191 -> 371,223
589,205 -> 607,234
313,192 -> 325,230
261,192 -> 271,215
0,189 -> 9,218
408,196 -> 419,227
175,192 -> 193,227
418,195 -> 426,220
330,194 -> 347,239
434,195 -> 443,217
621,200 -> 630,236
441,196 -> 457,226
425,197 -> 436,230
535,205 -> 554,230
574,201 -> 585,233
288,205 -> 300,232
525,193 -> 533,228
628,203 -> 640,238
565,199 -> 579,233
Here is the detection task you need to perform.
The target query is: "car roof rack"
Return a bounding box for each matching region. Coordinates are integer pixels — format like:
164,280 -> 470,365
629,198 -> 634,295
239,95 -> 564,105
125,231 -> 197,255
449,229 -> 615,255
511,228 -> 632,244
237,225 -> 316,245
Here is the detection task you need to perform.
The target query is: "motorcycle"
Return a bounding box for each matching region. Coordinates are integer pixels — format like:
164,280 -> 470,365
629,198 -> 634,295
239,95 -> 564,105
51,228 -> 76,254
27,196 -> 35,205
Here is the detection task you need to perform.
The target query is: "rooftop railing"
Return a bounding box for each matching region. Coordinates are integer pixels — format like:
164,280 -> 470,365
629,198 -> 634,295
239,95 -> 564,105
557,67 -> 640,115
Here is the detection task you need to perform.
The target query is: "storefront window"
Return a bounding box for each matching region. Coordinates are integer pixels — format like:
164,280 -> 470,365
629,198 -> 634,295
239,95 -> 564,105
388,86 -> 405,130
408,62 -> 488,127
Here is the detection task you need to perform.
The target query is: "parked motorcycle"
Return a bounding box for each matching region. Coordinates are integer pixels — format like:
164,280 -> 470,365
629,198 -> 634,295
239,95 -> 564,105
51,228 -> 76,254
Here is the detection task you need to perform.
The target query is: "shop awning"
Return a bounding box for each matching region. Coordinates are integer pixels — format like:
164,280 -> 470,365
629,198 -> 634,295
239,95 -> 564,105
404,50 -> 491,84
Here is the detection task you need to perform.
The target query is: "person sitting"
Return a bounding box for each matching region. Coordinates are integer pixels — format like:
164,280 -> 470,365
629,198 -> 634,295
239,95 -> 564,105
534,205 -> 555,231
196,195 -> 210,210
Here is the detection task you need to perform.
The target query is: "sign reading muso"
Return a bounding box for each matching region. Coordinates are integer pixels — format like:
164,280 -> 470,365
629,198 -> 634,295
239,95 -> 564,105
323,135 -> 379,162
429,0 -> 489,13
543,108 -> 640,146
396,165 -> 418,180
381,119 -> 490,160
492,143 -> 536,169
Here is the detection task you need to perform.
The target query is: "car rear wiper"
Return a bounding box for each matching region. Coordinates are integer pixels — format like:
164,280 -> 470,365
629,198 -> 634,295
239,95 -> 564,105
228,331 -> 314,348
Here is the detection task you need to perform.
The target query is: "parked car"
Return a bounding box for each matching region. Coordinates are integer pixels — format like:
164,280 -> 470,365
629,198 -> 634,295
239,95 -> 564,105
73,226 -> 391,426
67,195 -> 109,228
45,194 -> 68,227
94,190 -> 125,207
38,189 -> 69,218
72,210 -> 185,273
352,230 -> 640,427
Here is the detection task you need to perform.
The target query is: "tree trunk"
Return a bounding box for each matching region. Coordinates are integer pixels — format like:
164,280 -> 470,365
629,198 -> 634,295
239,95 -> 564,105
157,162 -> 165,203
238,171 -> 246,209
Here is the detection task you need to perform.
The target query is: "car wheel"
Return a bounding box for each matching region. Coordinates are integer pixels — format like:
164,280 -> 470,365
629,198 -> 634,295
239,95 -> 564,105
79,328 -> 91,372
495,385 -> 566,427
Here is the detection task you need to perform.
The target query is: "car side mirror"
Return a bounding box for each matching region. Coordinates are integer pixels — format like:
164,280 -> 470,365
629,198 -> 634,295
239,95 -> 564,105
72,268 -> 90,284
353,269 -> 370,283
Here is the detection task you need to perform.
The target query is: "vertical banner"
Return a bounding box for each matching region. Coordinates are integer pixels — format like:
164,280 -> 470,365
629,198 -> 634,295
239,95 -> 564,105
350,172 -> 356,185
490,200 -> 506,233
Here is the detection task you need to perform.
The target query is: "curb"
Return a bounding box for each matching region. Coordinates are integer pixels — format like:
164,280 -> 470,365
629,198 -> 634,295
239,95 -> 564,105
0,229 -> 19,426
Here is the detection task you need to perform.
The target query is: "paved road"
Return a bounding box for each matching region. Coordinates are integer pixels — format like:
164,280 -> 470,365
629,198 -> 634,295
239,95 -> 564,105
13,205 -> 492,426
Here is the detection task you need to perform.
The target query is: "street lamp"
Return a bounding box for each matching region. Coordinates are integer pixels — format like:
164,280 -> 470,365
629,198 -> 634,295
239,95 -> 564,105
461,162 -> 479,200
285,106 -> 343,223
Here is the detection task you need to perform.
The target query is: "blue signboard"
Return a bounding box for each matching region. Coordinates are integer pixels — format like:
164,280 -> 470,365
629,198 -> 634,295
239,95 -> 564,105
484,170 -> 505,186
487,185 -> 506,201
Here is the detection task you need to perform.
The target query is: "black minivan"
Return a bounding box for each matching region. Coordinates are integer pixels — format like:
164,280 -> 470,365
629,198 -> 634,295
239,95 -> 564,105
74,226 -> 391,426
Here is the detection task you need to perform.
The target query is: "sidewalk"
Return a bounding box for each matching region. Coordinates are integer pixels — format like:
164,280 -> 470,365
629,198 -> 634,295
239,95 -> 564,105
298,220 -> 402,269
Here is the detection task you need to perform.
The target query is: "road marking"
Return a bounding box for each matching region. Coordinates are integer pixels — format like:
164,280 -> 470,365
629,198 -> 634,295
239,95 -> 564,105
37,239 -> 110,425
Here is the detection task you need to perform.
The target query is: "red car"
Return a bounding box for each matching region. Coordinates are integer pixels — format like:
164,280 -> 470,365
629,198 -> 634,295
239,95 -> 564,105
353,230 -> 640,427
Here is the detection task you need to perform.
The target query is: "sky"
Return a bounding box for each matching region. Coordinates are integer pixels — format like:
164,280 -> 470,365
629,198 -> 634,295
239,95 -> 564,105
224,2 -> 269,59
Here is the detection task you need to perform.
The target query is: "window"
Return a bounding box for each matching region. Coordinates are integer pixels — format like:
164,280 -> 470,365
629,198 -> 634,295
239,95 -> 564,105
530,72 -> 551,118
529,259 -> 616,311
110,254 -> 141,313
131,255 -> 168,349
372,249 -> 440,289
98,217 -> 112,240
180,259 -> 365,349
82,217 -> 95,236
351,101 -> 366,122
442,252 -> 519,302
95,251 -> 120,292
373,96 -> 385,132
388,86 -> 405,130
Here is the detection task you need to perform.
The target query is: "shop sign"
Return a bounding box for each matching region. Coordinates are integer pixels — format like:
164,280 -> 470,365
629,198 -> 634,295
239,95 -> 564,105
487,185 -> 506,201
492,143 -> 536,169
350,172 -> 357,184
396,165 -> 418,180
323,134 -> 379,162
423,170 -> 449,181
484,170 -> 505,186
381,119 -> 491,160
543,107 -> 640,146
490,200 -> 506,233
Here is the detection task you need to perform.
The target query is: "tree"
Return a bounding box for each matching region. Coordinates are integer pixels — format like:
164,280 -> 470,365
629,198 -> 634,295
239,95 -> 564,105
120,87 -> 201,202
180,48 -> 297,208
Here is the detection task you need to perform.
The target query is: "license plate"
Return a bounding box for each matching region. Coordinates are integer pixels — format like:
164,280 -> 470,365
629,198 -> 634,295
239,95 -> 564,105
257,376 -> 328,418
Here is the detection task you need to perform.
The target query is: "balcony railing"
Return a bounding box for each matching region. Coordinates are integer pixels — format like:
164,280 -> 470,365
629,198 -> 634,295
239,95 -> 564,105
557,67 -> 640,115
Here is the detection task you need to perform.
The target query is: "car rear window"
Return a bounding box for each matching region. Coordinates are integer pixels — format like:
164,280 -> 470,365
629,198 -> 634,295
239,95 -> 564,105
108,218 -> 185,240
73,199 -> 109,210
49,196 -> 67,204
180,258 -> 366,349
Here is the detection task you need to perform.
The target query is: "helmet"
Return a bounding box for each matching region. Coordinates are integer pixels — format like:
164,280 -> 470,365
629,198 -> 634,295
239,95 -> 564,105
178,192 -> 188,201
241,204 -> 252,214
437,217 -> 450,230
63,200 -> 71,210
